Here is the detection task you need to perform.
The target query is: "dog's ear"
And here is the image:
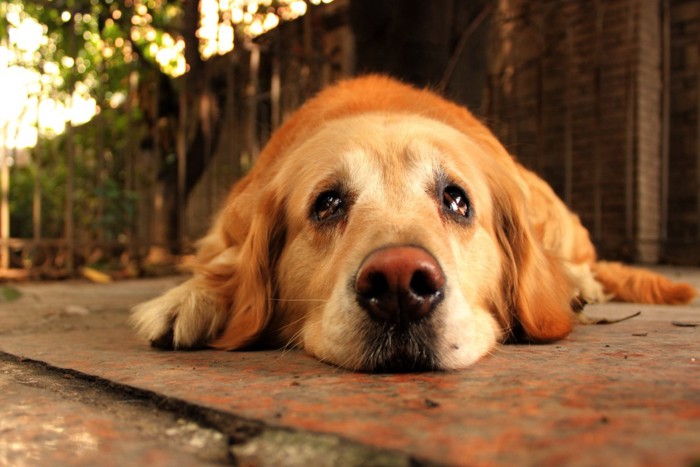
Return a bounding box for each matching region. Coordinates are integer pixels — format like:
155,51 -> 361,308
492,182 -> 574,342
193,184 -> 286,350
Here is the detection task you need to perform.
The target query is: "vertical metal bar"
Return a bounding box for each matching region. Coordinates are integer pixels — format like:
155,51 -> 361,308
564,19 -> 573,206
226,50 -> 238,179
65,110 -> 74,272
695,3 -> 700,241
510,68 -> 518,151
247,43 -> 260,161
0,143 -> 9,270
128,71 -> 140,263
64,10 -> 76,273
625,1 -> 636,243
271,35 -> 281,131
660,0 -> 670,247
95,60 -> 105,244
149,78 -> 161,254
510,10 -> 518,154
536,50 -> 545,177
177,75 -> 187,254
33,91 -> 42,245
302,9 -> 313,95
593,1 -> 604,243
203,70 -> 214,227
535,4 -> 547,178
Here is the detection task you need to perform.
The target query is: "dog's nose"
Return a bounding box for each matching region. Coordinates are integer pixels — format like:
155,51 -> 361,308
355,246 -> 446,323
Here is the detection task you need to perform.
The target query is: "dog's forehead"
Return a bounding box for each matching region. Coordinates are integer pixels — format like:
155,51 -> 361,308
281,113 -> 487,186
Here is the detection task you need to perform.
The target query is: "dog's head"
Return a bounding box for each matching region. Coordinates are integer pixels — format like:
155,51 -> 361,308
199,76 -> 574,371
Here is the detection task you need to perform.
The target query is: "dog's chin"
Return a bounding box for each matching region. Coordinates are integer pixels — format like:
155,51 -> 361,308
357,320 -> 442,373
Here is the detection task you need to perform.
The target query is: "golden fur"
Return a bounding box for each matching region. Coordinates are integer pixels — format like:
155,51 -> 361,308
131,76 -> 696,371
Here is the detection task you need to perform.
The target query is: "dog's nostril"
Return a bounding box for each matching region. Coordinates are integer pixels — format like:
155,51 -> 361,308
356,271 -> 393,321
410,268 -> 443,297
362,272 -> 389,298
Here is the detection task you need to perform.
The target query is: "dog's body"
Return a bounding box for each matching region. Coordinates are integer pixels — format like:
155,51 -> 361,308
132,76 -> 695,372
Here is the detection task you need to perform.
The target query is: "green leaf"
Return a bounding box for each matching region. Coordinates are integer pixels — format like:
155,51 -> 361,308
0,286 -> 22,303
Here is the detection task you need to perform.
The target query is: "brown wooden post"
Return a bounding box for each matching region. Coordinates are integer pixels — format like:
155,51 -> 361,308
0,142 -> 8,271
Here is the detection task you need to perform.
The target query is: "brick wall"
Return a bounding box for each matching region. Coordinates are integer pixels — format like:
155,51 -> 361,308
666,0 -> 700,263
487,0 -> 666,262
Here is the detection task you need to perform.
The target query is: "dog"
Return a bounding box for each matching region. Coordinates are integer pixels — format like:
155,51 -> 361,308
131,75 -> 696,372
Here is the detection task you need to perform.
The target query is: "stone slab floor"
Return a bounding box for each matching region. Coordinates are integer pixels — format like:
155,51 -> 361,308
0,268 -> 699,466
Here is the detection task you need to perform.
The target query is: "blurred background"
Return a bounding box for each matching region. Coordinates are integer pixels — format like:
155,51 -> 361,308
0,0 -> 698,280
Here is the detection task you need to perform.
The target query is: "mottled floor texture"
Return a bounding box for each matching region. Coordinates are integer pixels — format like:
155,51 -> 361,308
1,269 -> 699,466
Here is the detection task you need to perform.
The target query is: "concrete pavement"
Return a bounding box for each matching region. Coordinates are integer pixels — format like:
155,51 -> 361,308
0,269 -> 699,466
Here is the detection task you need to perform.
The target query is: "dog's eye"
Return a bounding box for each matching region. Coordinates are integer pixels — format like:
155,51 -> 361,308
443,185 -> 471,220
313,190 -> 345,222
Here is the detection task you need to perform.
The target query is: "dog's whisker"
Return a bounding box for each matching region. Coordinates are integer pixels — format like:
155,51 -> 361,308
280,330 -> 304,354
269,298 -> 329,303
277,302 -> 326,332
278,322 -> 310,353
280,325 -> 307,355
278,306 -> 326,353
277,316 -> 308,333
485,344 -> 506,357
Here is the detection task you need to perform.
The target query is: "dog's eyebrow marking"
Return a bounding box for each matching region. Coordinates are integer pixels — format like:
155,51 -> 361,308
431,167 -> 449,191
429,167 -> 454,202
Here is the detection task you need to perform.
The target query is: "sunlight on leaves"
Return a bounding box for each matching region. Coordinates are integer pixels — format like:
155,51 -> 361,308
197,0 -> 319,59
0,1 -> 333,149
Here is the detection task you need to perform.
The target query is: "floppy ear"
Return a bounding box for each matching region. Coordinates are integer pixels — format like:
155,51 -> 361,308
492,184 -> 575,342
194,187 -> 286,350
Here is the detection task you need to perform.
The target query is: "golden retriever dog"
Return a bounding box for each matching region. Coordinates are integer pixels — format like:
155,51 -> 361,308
132,76 -> 696,372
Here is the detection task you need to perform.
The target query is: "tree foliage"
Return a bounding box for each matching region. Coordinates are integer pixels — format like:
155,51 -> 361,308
1,0 -> 177,242
1,0 -> 328,256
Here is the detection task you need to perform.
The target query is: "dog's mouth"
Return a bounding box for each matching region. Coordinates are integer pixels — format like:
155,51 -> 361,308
359,320 -> 441,373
